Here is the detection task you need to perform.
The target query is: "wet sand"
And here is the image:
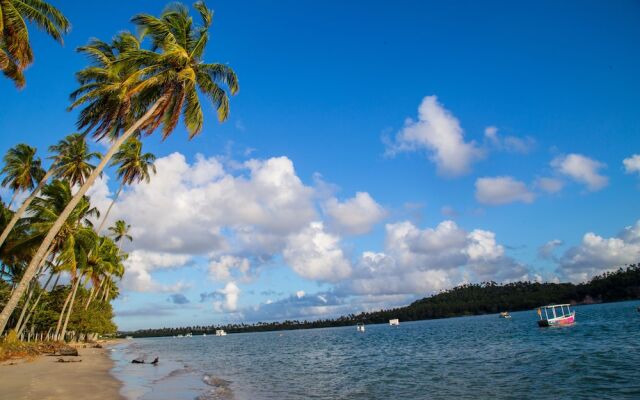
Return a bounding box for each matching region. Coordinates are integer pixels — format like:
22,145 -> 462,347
0,343 -> 124,400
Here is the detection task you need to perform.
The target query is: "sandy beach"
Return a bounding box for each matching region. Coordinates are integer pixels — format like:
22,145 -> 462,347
0,343 -> 124,400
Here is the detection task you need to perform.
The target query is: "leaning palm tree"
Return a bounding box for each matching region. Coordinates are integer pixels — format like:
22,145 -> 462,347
95,137 -> 156,233
0,1 -> 238,335
0,144 -> 45,208
0,134 -> 100,254
0,0 -> 71,87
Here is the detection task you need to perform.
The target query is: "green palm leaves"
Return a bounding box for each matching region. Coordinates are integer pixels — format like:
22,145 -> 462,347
112,137 -> 156,186
0,143 -> 45,207
0,0 -> 70,87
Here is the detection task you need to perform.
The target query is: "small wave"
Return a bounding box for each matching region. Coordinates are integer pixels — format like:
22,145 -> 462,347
201,374 -> 235,400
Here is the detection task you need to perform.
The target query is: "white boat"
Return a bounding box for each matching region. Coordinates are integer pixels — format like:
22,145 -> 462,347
202,333 -> 207,337
177,334 -> 184,338
389,318 -> 400,326
185,332 -> 193,337
356,323 -> 365,332
125,336 -> 133,340
215,329 -> 227,336
499,311 -> 511,319
536,304 -> 575,327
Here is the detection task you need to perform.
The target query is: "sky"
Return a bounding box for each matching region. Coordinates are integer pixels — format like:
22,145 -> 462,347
0,1 -> 639,330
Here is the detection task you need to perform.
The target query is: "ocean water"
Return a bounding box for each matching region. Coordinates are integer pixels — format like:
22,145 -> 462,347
110,301 -> 640,399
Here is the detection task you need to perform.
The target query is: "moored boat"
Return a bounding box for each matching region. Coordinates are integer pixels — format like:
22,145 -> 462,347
389,318 -> 400,326
356,323 -> 365,332
215,329 -> 227,336
536,304 -> 575,327
499,311 -> 511,319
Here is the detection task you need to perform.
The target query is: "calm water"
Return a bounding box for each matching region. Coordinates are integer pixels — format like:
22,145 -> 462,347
110,301 -> 640,399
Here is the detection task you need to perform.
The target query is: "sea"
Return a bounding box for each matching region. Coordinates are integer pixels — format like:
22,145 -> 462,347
110,300 -> 640,399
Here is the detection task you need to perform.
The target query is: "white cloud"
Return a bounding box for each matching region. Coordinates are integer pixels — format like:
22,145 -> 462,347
99,153 -> 316,256
385,95 -> 483,177
213,282 -> 241,312
283,222 -> 352,282
323,192 -> 386,234
551,153 -> 608,191
296,290 -> 305,299
122,250 -> 192,293
484,126 -> 535,154
623,154 -> 640,176
535,177 -> 564,194
208,255 -> 251,282
558,220 -> 640,282
339,220 -> 530,298
475,176 -> 535,205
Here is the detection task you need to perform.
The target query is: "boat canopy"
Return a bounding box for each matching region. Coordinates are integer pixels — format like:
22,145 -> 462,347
537,304 -> 573,320
541,304 -> 571,309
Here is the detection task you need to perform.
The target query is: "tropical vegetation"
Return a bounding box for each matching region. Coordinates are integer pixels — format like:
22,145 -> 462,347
0,0 -> 238,341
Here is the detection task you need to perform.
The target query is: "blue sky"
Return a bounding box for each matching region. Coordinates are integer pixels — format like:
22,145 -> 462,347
1,1 -> 639,330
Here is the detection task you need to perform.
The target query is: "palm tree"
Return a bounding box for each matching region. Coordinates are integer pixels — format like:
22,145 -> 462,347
95,137 -> 156,233
0,0 -> 70,87
0,144 -> 45,208
0,134 -> 100,254
0,1 -> 238,335
108,219 -> 132,249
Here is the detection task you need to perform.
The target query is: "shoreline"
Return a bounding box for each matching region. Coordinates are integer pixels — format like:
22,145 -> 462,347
0,340 -> 126,400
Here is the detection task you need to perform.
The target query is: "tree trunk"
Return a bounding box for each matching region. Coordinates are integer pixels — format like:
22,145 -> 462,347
0,169 -> 55,250
96,184 -> 124,234
0,98 -> 164,335
60,275 -> 82,341
14,281 -> 34,333
17,272 -> 55,337
55,280 -> 76,339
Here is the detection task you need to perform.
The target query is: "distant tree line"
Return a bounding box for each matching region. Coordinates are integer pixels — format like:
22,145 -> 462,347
122,264 -> 640,338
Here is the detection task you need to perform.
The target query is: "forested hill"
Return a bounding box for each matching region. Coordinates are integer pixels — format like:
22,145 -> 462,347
122,264 -> 640,338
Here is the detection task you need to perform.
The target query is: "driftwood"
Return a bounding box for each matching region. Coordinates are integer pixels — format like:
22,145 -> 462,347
57,358 -> 82,363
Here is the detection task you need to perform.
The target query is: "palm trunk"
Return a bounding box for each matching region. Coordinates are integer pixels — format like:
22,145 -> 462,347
96,184 -> 124,234
55,279 -> 76,339
14,282 -> 34,333
0,169 -> 55,250
60,275 -> 82,341
17,272 -> 55,337
0,98 -> 164,335
13,244 -> 54,332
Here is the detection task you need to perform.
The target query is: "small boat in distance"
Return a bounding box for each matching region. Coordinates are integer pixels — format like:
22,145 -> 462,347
202,333 -> 207,337
215,329 -> 227,336
356,323 -> 365,332
499,311 -> 511,319
537,304 -> 575,327
389,318 -> 400,326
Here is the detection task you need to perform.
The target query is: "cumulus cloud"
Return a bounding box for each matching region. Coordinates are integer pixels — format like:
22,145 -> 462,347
208,255 -> 252,282
484,126 -> 535,154
475,176 -> 535,205
551,153 -> 608,191
323,192 -> 386,234
337,220 -> 530,298
558,220 -> 640,282
385,95 -> 483,177
535,177 -> 564,194
623,154 -> 640,176
102,153 -> 316,255
283,222 -> 352,282
122,250 -> 192,293
212,282 -> 241,312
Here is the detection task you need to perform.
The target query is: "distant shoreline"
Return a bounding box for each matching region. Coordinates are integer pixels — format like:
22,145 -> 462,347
0,340 -> 125,399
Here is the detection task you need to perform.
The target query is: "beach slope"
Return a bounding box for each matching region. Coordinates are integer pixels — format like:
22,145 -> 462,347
0,346 -> 123,400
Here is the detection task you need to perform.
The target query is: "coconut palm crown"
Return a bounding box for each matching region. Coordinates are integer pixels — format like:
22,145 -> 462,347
0,0 -> 71,87
0,144 -> 45,207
